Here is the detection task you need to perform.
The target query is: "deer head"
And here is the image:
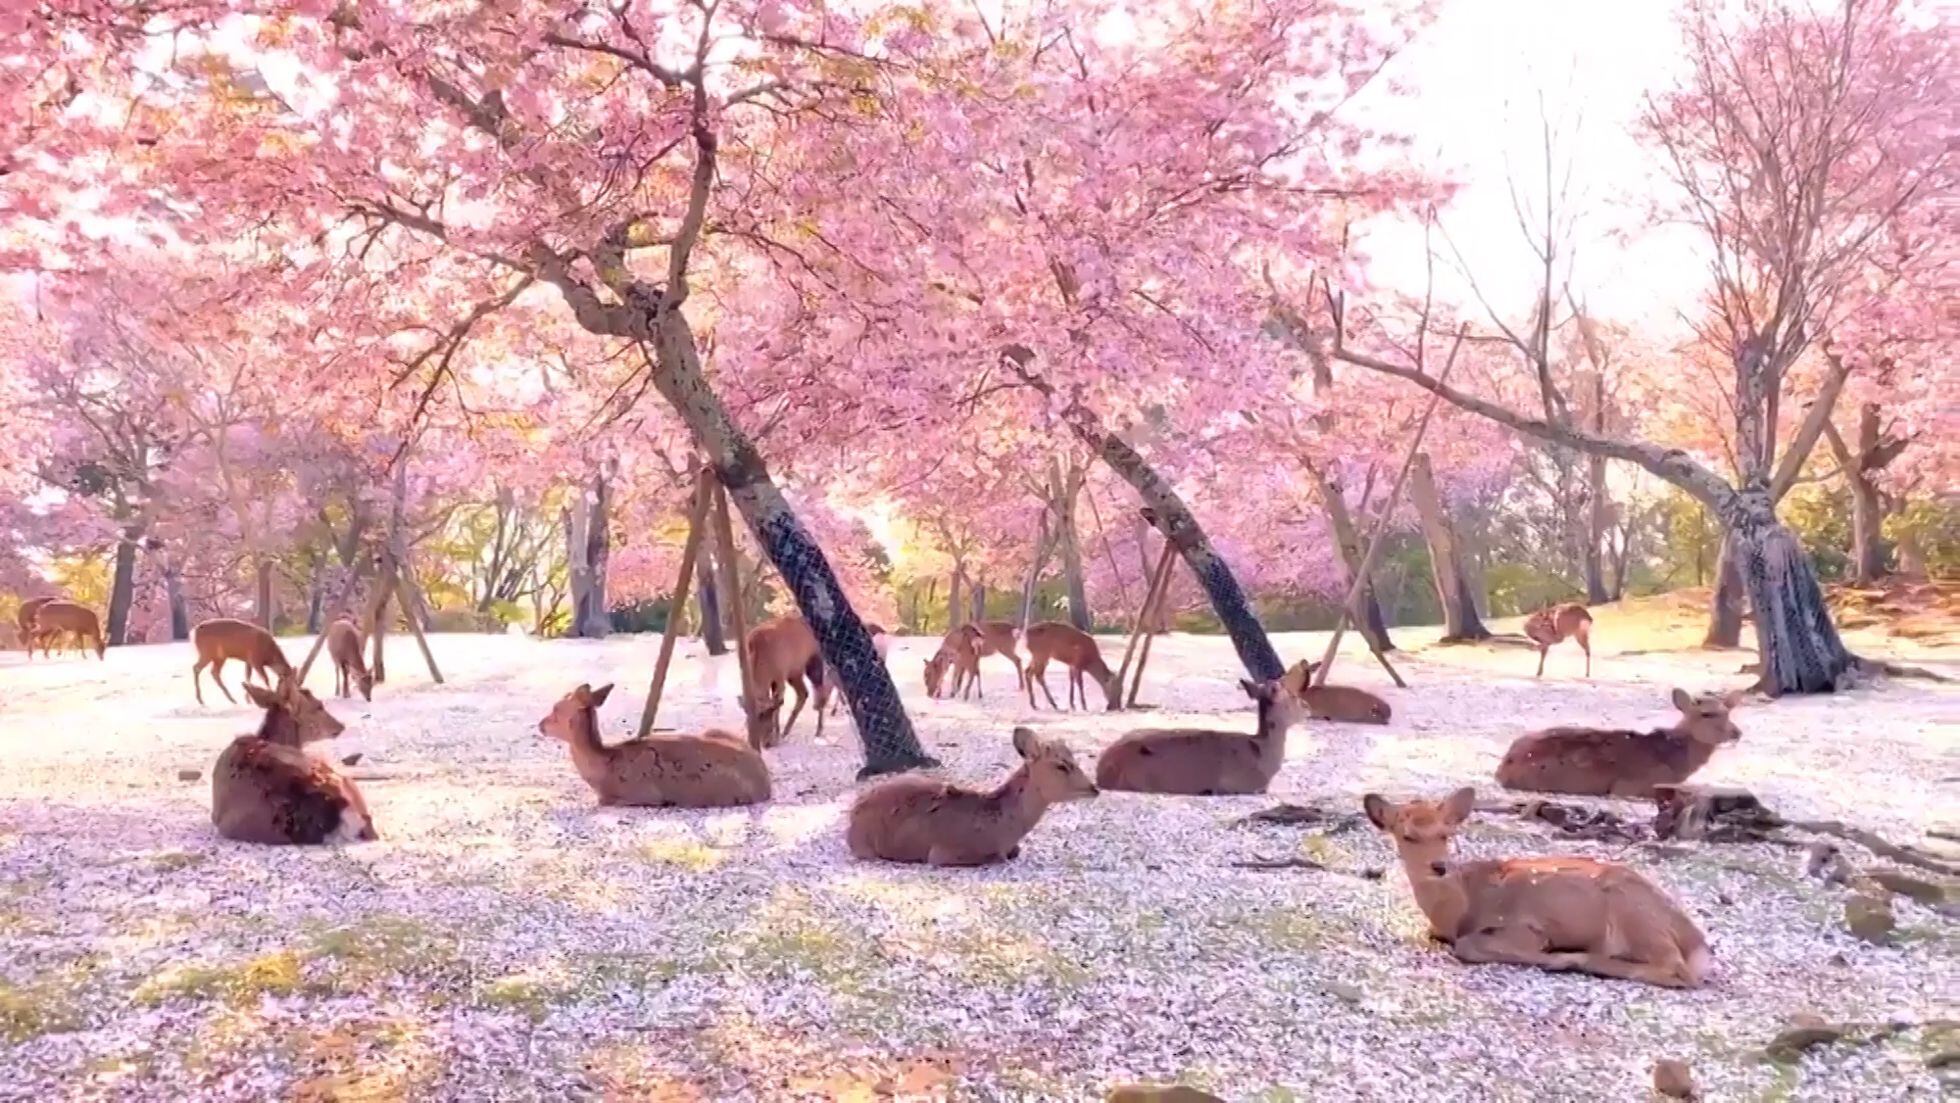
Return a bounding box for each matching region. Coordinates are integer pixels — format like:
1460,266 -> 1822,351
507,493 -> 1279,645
539,682 -> 613,742
1012,726 -> 1100,802
245,677 -> 346,745
1669,687 -> 1744,745
1363,787 -> 1476,877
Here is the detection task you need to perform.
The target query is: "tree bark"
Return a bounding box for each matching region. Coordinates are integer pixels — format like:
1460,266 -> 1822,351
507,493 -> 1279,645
1019,512 -> 1057,628
695,539 -> 727,655
1057,477 -> 1092,631
1003,348 -> 1282,681
1704,535 -> 1746,648
648,309 -> 933,776
1409,453 -> 1491,641
252,559 -> 275,630
1723,489 -> 1855,693
969,578 -> 987,624
1305,461 -> 1395,652
946,566 -> 964,631
105,526 -> 141,646
566,465 -> 612,638
1584,454 -> 1611,604
305,556 -> 325,633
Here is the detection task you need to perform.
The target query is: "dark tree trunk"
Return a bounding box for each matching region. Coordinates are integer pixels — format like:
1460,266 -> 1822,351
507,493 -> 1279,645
1847,474 -> 1885,585
1306,462 -> 1395,653
567,465 -> 613,638
1057,481 -> 1092,631
946,567 -> 964,631
1584,454 -> 1611,604
1019,514 -> 1056,628
969,579 -> 986,624
253,559 -> 275,630
696,540 -> 727,655
1723,490 -> 1855,695
1704,535 -> 1746,648
650,309 -> 932,776
165,566 -> 189,640
304,556 -> 325,633
1409,454 -> 1490,641
104,526 -> 140,646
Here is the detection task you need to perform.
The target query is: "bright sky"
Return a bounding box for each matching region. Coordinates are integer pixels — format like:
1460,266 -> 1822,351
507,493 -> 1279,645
1357,0 -> 1703,329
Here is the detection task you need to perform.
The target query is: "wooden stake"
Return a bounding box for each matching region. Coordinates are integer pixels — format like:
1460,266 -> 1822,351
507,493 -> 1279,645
1114,537 -> 1176,688
638,476 -> 715,737
1312,328 -> 1466,689
395,564 -> 445,684
364,561 -> 394,685
296,628 -> 331,683
1122,540 -> 1178,707
709,478 -> 759,745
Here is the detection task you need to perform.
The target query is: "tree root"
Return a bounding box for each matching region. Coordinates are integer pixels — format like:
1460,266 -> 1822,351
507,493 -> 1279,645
1230,857 -> 1384,879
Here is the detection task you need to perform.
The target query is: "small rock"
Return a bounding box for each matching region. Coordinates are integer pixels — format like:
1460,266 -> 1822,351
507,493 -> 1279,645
176,769 -> 202,782
1106,1088 -> 1223,1103
1767,1019 -> 1849,1064
1652,1057 -> 1696,1099
1716,891 -> 1735,907
1322,981 -> 1365,1005
1845,889 -> 1896,944
1828,952 -> 1850,967
341,752 -> 364,767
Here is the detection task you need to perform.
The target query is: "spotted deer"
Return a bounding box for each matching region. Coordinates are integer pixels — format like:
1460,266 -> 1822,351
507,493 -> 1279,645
29,600 -> 105,659
1496,687 -> 1745,798
1363,787 -> 1711,988
1279,660 -> 1393,724
1524,603 -> 1593,677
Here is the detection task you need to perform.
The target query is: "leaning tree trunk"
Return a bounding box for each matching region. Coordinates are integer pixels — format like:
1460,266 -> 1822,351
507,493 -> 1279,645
1704,535 -> 1747,648
695,540 -> 727,655
1409,453 -> 1491,641
1722,488 -> 1856,694
105,525 -> 142,646
650,309 -> 933,776
1584,454 -> 1611,605
1305,462 -> 1395,653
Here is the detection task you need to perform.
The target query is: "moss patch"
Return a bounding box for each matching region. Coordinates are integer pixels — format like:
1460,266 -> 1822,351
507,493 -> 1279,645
135,950 -> 304,1006
637,838 -> 727,873
0,978 -> 84,1041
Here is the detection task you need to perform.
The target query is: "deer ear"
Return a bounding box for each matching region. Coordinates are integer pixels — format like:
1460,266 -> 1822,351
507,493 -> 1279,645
1240,678 -> 1266,701
1362,793 -> 1393,831
1011,726 -> 1037,758
590,683 -> 614,707
243,683 -> 279,709
1670,687 -> 1693,711
1443,787 -> 1476,825
1720,687 -> 1747,709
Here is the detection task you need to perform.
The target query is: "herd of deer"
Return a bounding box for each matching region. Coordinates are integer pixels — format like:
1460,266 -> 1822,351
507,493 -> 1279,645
20,595 -> 1741,988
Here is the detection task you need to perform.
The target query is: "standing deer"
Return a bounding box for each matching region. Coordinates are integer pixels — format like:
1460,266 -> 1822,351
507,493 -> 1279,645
1096,678 -> 1306,795
30,601 -> 106,659
211,676 -> 377,845
1278,660 -> 1393,724
1363,787 -> 1711,988
744,616 -> 826,744
923,621 -> 1022,699
191,618 -> 295,705
325,617 -> 373,701
15,596 -> 55,653
1524,603 -> 1593,677
1495,687 -> 1745,798
1023,621 -> 1122,710
847,726 -> 1098,865
537,683 -> 774,807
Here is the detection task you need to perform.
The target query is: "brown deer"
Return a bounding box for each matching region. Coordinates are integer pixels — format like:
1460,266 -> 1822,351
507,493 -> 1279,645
212,676 -> 377,845
744,616 -> 827,744
1096,678 -> 1306,795
1496,688 -> 1745,798
15,596 -> 55,653
1524,603 -> 1593,677
30,600 -> 105,659
191,618 -> 295,705
846,726 -> 1098,865
926,620 -> 1025,699
1023,621 -> 1122,710
1363,787 -> 1711,988
1278,660 -> 1393,724
537,683 -> 773,807
325,618 -> 373,701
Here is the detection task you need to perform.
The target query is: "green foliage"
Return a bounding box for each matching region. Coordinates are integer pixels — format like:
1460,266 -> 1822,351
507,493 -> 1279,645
1779,484 -> 1851,582
1482,562 -> 1584,618
608,597 -> 677,634
48,554 -> 111,611
1885,497 -> 1960,579
1655,489 -> 1722,590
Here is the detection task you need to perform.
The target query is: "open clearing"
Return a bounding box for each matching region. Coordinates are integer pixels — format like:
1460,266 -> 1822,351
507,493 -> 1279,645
1,613 -> 1955,1101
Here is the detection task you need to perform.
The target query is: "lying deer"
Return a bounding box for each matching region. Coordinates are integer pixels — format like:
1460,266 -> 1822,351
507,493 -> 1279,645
15,596 -> 54,653
745,616 -> 826,744
192,618 -> 295,705
1524,602 -> 1593,677
1279,660 -> 1393,724
29,600 -> 106,659
1496,687 -> 1745,798
1096,678 -> 1306,795
537,683 -> 773,807
324,617 -> 374,701
212,677 -> 377,845
1024,621 -> 1121,710
847,726 -> 1098,865
1363,787 -> 1711,987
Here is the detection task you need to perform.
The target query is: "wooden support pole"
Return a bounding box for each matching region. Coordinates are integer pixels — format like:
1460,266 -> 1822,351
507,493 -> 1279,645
1123,540 -> 1178,707
364,561 -> 395,685
710,479 -> 760,745
638,476 -> 715,737
296,627 -> 331,683
395,564 -> 445,684
1312,328 -> 1466,689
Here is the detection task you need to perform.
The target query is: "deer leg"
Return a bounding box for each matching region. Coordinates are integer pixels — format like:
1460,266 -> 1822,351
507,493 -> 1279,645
1007,651 -> 1026,689
1035,666 -> 1062,710
781,675 -> 810,739
208,658 -> 237,704
1568,951 -> 1700,989
1578,628 -> 1592,678
971,662 -> 983,700
192,660 -> 208,705
1449,928 -> 1589,975
1534,646 -> 1549,677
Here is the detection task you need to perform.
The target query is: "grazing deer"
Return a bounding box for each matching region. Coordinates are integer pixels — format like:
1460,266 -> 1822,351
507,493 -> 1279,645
1278,660 -> 1393,724
1363,787 -> 1711,988
537,683 -> 773,807
191,618 -> 295,705
1096,678 -> 1306,795
1496,687 -> 1745,798
847,726 -> 1098,865
1023,621 -> 1122,710
1524,603 -> 1593,677
325,617 -> 373,701
15,596 -> 55,653
745,616 -> 828,744
927,620 -> 1025,699
30,601 -> 105,659
211,677 -> 377,845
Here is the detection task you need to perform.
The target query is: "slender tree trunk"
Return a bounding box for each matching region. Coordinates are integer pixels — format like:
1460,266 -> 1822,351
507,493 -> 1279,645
1704,535 -> 1746,648
969,579 -> 987,623
1057,481 -> 1092,631
649,308 -> 933,776
1584,455 -> 1611,604
164,563 -> 189,640
253,559 -> 275,630
947,567 -> 964,630
1019,515 -> 1056,628
696,540 -> 727,655
105,526 -> 141,646
305,556 -> 325,633
1305,462 -> 1395,653
1409,453 -> 1491,641
565,466 -> 613,638
1847,474 -> 1885,585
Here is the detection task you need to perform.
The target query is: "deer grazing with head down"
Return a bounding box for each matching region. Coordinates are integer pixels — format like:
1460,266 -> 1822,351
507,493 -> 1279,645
1524,602 -> 1593,677
1023,621 -> 1122,710
191,618 -> 295,705
211,676 -> 377,845
847,726 -> 1099,865
325,617 -> 373,701
15,596 -> 55,654
537,683 -> 774,807
744,616 -> 827,744
924,620 -> 1025,699
1363,787 -> 1711,988
1496,687 -> 1745,798
1279,660 -> 1393,724
1095,679 -> 1306,795
29,600 -> 105,659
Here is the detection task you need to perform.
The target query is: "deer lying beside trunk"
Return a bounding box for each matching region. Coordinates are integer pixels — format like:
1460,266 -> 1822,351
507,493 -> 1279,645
1496,687 -> 1744,798
1524,602 -> 1593,678
1364,787 -> 1711,988
325,617 -> 373,701
212,677 -> 377,845
847,727 -> 1098,865
538,683 -> 773,807
1279,660 -> 1392,724
1024,621 -> 1121,710
29,600 -> 105,659
1096,679 -> 1305,795
192,618 -> 294,705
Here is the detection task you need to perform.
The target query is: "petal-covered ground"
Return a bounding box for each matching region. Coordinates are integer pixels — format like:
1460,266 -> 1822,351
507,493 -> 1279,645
1,619 -> 1954,1101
